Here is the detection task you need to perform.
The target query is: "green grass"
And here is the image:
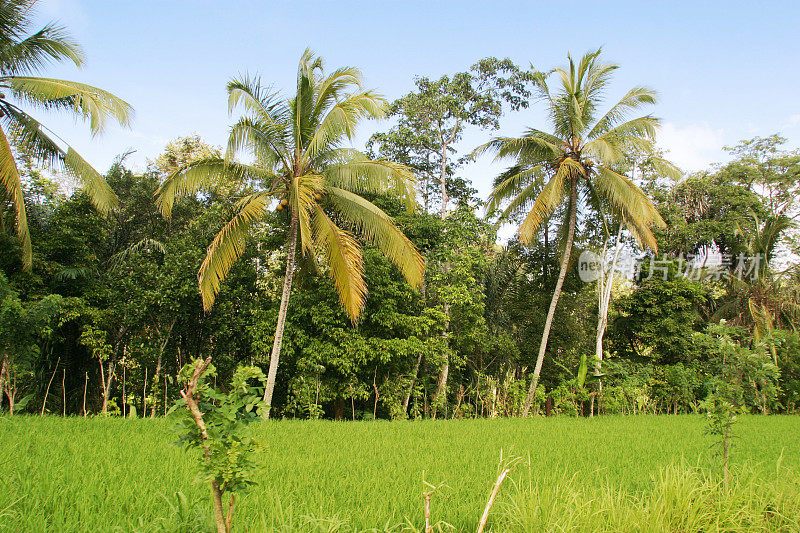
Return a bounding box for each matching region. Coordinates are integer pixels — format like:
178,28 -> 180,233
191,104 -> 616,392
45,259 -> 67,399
0,415 -> 798,532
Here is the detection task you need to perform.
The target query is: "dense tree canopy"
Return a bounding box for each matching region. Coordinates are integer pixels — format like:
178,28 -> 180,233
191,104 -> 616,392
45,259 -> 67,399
1,30 -> 798,419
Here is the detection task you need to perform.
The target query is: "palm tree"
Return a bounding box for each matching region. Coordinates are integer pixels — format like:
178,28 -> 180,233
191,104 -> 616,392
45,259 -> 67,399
156,50 -> 425,416
717,213 -> 799,348
0,0 -> 133,268
477,49 -> 665,416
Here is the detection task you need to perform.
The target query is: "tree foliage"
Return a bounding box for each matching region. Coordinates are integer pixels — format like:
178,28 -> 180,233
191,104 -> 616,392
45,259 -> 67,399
0,38 -> 798,423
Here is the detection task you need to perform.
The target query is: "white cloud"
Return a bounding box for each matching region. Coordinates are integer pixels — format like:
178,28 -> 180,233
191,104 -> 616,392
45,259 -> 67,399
121,128 -> 170,149
657,122 -> 727,173
787,114 -> 800,127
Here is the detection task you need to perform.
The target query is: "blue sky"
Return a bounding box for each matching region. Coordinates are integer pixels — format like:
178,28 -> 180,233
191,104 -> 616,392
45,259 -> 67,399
32,0 -> 800,199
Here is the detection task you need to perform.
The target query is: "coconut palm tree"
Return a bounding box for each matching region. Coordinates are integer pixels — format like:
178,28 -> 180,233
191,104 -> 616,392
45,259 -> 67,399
0,0 -> 133,268
156,50 -> 425,416
477,49 -> 665,416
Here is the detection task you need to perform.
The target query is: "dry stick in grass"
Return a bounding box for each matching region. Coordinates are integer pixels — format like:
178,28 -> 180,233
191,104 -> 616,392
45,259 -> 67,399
62,368 -> 66,416
372,367 -> 379,421
122,364 -> 126,417
163,375 -> 167,416
421,475 -> 449,533
349,383 -> 356,421
83,372 -> 88,417
476,452 -> 521,533
476,468 -> 511,533
41,357 -> 60,415
142,366 -> 147,418
424,493 -> 432,533
180,357 -> 233,533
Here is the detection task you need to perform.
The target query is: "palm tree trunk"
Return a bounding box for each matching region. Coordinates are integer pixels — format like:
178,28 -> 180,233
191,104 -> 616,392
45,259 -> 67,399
521,180 -> 578,417
262,211 -> 299,416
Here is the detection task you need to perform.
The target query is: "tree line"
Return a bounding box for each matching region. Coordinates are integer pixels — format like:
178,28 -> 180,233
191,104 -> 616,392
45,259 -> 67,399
1,0 -> 799,419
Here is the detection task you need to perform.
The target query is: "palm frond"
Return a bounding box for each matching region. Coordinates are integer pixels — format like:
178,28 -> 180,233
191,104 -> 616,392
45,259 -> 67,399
54,265 -> 94,281
108,238 -> 165,270
326,186 -> 424,289
155,157 -> 225,217
0,124 -> 30,268
584,116 -> 659,165
323,158 -> 417,208
226,74 -> 291,167
494,171 -> 548,227
64,147 -> 118,212
3,106 -> 118,212
595,115 -> 659,143
593,165 -> 664,250
304,90 -> 387,161
517,159 -> 573,244
312,204 -> 366,322
8,77 -> 133,134
311,65 -> 363,122
587,86 -> 658,139
310,147 -> 368,167
646,155 -> 682,181
485,164 -> 544,216
292,173 -> 324,255
198,192 -> 270,310
225,116 -> 288,169
227,74 -> 289,122
0,22 -> 83,75
581,51 -> 617,103
293,48 -> 324,149
155,159 -> 273,217
473,133 -> 560,165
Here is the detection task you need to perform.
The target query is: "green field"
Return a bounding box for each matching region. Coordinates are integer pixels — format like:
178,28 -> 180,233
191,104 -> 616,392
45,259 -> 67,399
1,415 -> 799,532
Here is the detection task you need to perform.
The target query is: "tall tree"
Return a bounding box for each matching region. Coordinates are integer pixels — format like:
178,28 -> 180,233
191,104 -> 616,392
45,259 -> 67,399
369,58 -> 531,216
478,49 -> 665,416
593,153 -> 679,403
369,59 -> 531,415
156,50 -> 425,416
0,0 -> 132,268
723,135 -> 800,216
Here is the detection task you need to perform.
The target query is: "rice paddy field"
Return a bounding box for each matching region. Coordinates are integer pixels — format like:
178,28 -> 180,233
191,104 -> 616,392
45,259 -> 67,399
1,415 -> 799,532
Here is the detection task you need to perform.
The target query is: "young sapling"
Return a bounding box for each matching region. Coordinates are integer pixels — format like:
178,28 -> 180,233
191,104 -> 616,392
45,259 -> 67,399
173,357 -> 268,533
